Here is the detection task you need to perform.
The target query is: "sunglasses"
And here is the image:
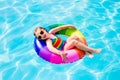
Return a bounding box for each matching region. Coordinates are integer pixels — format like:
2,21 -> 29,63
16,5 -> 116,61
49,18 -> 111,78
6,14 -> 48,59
37,30 -> 44,40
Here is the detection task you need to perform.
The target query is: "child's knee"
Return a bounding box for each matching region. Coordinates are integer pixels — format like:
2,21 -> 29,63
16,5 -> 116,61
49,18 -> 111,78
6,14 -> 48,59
71,40 -> 78,45
67,35 -> 77,41
72,36 -> 80,41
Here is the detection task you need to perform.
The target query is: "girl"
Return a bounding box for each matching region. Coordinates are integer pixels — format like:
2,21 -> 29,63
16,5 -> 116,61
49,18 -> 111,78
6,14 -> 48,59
34,25 -> 101,61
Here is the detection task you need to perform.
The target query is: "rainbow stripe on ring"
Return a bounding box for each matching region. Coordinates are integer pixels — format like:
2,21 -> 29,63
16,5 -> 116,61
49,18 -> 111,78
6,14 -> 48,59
34,24 -> 87,64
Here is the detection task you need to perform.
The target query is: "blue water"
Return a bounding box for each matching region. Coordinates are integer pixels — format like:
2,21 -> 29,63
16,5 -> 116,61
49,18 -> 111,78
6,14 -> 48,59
0,0 -> 120,80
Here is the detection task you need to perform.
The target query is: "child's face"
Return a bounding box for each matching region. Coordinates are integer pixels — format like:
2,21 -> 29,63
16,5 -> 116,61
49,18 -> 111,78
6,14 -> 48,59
34,28 -> 48,40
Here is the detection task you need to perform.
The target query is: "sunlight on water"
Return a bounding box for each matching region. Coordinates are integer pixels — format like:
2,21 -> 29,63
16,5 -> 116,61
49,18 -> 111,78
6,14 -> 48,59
0,0 -> 120,80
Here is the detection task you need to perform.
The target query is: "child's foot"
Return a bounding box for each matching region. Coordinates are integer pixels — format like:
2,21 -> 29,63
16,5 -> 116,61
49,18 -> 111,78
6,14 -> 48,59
88,54 -> 94,58
86,51 -> 94,58
93,49 -> 102,53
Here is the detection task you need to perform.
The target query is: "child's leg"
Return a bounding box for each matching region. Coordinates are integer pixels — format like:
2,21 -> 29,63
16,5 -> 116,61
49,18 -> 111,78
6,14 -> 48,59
86,51 -> 94,58
67,35 -> 83,43
64,39 -> 101,53
68,35 -> 88,52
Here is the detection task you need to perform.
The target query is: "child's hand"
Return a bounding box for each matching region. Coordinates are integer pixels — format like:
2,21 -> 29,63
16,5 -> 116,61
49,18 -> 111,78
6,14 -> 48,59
58,51 -> 67,61
61,53 -> 67,61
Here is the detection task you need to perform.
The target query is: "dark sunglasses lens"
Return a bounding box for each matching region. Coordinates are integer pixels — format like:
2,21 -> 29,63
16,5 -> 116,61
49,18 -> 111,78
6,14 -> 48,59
38,36 -> 41,40
40,31 -> 44,34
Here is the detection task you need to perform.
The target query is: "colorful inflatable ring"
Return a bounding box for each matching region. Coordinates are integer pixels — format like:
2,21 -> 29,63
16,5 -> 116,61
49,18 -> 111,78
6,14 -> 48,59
34,24 -> 87,64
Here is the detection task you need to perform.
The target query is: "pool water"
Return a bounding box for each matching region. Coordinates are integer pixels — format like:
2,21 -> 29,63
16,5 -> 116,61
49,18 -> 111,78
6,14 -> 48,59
0,0 -> 120,80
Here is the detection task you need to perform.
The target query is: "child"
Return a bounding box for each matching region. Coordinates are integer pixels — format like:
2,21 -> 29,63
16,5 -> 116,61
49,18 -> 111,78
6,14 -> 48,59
34,25 -> 101,61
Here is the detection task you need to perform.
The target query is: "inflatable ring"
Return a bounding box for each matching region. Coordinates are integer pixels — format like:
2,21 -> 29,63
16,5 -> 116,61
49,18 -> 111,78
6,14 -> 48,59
34,24 -> 87,64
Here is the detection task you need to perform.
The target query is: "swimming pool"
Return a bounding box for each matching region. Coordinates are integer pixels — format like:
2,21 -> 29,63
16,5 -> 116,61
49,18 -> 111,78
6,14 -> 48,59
0,0 -> 120,80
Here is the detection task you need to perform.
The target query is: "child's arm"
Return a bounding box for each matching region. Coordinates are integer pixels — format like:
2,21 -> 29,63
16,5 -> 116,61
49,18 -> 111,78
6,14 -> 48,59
46,39 -> 62,55
46,39 -> 67,60
49,25 -> 76,34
